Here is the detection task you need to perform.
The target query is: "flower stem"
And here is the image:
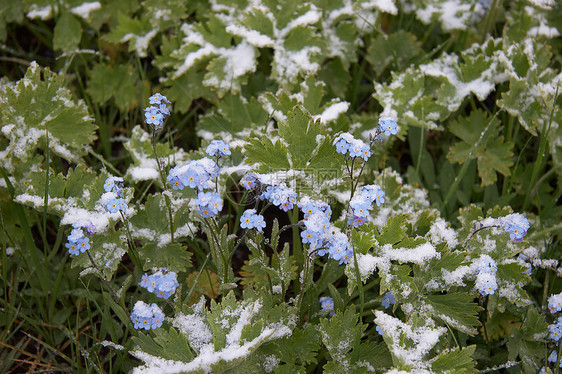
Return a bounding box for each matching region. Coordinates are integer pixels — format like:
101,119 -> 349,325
152,130 -> 175,244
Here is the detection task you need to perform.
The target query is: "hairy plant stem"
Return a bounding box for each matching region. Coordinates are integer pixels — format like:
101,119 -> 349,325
204,217 -> 229,284
85,250 -> 125,312
462,224 -> 501,248
119,211 -> 142,270
152,130 -> 175,244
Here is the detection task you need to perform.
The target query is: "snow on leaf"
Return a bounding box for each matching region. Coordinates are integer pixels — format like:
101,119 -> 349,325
0,63 -> 97,172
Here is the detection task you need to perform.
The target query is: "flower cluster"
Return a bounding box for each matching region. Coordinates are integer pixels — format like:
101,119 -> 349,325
65,221 -> 95,256
167,158 -> 219,191
548,292 -> 562,314
348,184 -> 385,227
196,192 -> 223,218
319,296 -> 335,316
144,93 -> 171,130
382,292 -> 396,309
261,184 -> 297,212
299,198 -> 352,265
473,255 -> 498,296
103,177 -> 127,214
548,316 -> 562,341
240,173 -> 258,190
240,209 -> 266,231
104,176 -> 124,195
206,140 -> 231,157
333,132 -> 372,160
140,270 -> 180,299
378,117 -> 398,136
130,301 -> 165,330
502,213 -> 530,242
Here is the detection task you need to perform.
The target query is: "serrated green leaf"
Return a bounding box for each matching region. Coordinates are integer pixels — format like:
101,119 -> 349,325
376,214 -> 408,245
139,242 -> 192,273
318,309 -> 365,371
243,136 -> 291,172
431,345 -> 476,373
506,307 -> 548,374
366,31 -> 422,75
0,63 -> 97,168
198,93 -> 268,135
448,110 -> 514,186
133,327 -> 194,362
87,63 -> 139,110
278,106 -> 322,169
426,293 -> 482,335
53,11 -> 82,51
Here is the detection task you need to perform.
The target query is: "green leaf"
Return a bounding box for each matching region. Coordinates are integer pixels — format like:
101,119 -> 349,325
366,31 -> 422,75
133,327 -> 194,362
430,345 -> 476,373
87,63 -> 139,110
139,242 -> 192,273
278,106 -> 321,169
376,214 -> 408,245
243,136 -> 291,172
197,93 -> 268,135
448,110 -> 514,186
426,293 -> 482,335
506,307 -> 548,374
53,11 -> 82,51
318,309 -> 365,371
0,63 -> 97,169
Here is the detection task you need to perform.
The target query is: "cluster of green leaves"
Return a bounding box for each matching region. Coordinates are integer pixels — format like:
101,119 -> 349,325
1,0 -> 561,373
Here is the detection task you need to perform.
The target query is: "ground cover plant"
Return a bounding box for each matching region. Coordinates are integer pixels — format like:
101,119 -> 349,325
0,0 -> 561,372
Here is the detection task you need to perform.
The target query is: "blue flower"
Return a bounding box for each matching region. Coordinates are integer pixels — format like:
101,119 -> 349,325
320,296 -> 335,316
347,215 -> 367,228
301,229 -> 319,244
382,292 -> 395,309
139,270 -> 179,299
240,209 -> 266,231
68,228 -> 84,242
65,241 -> 80,256
106,198 -> 127,213
168,158 -> 219,192
148,93 -> 171,105
348,139 -> 367,158
474,255 -> 497,275
167,175 -> 184,190
475,273 -> 498,296
548,293 -> 562,314
145,107 -> 164,129
131,301 -> 165,330
379,117 -> 398,136
335,138 -> 350,154
104,176 -> 124,194
196,192 -> 222,218
75,237 -> 90,253
376,326 -> 384,335
206,140 -> 231,157
240,174 -> 258,190
548,317 -> 562,341
502,213 -> 529,242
